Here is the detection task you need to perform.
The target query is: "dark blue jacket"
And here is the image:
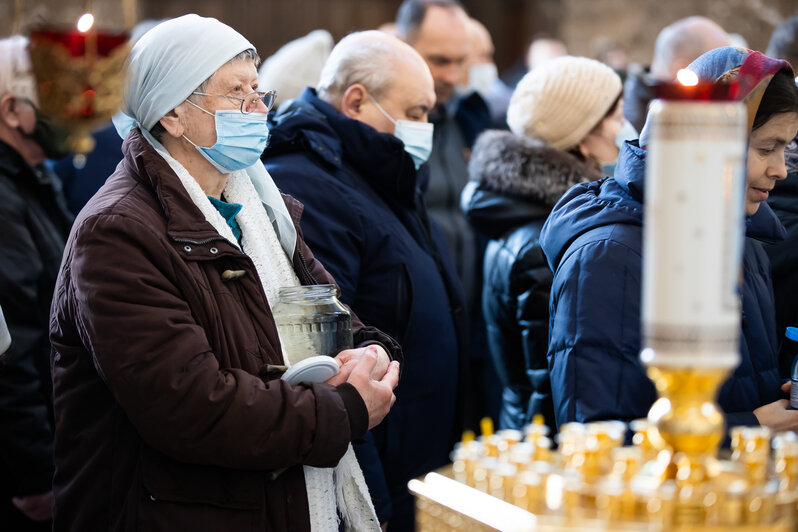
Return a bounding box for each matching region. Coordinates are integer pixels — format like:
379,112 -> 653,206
0,139 -> 72,527
52,122 -> 123,215
263,88 -> 467,529
539,141 -> 784,430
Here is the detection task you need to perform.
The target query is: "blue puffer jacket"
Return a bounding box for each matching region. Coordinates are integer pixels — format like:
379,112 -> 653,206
539,140 -> 785,430
263,88 -> 467,530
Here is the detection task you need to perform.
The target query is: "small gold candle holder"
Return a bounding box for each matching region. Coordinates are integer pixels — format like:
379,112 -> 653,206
28,24 -> 129,156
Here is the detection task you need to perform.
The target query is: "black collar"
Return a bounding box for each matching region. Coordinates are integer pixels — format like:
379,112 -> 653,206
0,139 -> 36,183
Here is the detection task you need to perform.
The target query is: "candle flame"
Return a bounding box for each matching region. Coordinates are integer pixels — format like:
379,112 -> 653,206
676,69 -> 699,87
77,13 -> 95,33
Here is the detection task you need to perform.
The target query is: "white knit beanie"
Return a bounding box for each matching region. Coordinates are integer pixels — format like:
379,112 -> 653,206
258,29 -> 334,108
507,56 -> 622,150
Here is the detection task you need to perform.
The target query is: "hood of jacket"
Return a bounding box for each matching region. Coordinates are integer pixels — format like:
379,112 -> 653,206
540,139 -> 786,272
463,130 -> 600,239
265,87 -> 422,208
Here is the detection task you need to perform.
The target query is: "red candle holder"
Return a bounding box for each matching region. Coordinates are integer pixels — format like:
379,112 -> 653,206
649,80 -> 740,101
28,26 -> 129,154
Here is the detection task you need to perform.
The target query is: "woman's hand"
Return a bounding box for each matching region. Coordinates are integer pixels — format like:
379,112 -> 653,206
326,345 -> 390,385
325,348 -> 400,429
753,382 -> 798,432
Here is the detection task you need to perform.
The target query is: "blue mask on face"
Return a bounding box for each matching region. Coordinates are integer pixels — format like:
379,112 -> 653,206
369,94 -> 434,169
601,120 -> 639,177
615,119 -> 638,149
184,99 -> 270,173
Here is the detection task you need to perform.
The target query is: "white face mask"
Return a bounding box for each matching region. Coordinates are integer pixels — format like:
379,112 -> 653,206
468,63 -> 498,97
368,94 -> 434,169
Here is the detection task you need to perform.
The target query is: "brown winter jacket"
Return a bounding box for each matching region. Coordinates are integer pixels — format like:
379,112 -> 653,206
49,129 -> 401,532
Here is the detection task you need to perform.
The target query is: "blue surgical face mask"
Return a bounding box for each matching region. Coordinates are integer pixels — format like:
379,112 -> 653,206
615,119 -> 638,149
183,99 -> 270,173
368,94 -> 434,169
601,120 -> 639,177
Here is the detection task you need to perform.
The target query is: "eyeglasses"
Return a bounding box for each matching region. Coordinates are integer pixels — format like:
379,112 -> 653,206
191,90 -> 277,114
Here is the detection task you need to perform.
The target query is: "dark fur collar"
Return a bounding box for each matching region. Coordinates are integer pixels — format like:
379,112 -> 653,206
468,129 -> 601,206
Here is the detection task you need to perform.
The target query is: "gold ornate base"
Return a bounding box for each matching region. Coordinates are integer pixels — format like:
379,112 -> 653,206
414,362 -> 797,530
29,29 -> 130,155
410,470 -> 793,531
646,366 -> 729,460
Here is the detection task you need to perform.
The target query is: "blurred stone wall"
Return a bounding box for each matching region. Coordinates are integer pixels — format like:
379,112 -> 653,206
559,0 -> 796,66
1,0 -> 795,74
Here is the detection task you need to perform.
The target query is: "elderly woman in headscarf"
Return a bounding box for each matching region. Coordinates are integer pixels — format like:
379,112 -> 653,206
539,46 -> 798,432
49,15 -> 400,532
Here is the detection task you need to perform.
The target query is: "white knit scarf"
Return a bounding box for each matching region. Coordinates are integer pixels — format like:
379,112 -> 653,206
152,144 -> 379,531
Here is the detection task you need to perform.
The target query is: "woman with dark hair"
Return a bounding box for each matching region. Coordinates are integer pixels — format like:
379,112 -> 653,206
462,56 -> 625,432
540,47 -> 798,432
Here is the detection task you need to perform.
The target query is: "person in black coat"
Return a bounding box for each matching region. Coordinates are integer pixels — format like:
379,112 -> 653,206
463,131 -> 600,434
263,31 -> 468,532
462,55 -> 621,433
0,36 -> 73,531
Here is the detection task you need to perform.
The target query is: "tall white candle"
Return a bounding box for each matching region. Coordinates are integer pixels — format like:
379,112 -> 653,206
641,100 -> 747,369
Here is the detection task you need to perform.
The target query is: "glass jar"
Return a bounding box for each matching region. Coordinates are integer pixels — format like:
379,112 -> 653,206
272,284 -> 353,365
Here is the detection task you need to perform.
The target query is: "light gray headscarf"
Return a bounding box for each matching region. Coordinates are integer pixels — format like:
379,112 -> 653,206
112,14 -> 296,257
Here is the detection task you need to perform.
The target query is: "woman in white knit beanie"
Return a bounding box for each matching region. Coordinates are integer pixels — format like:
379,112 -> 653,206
506,55 -> 625,173
462,55 -> 624,432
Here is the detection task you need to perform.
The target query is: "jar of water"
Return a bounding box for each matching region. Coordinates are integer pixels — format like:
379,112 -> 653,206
272,284 -> 353,365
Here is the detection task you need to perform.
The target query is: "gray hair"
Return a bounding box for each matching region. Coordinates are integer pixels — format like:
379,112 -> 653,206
316,31 -> 407,103
195,49 -> 260,94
